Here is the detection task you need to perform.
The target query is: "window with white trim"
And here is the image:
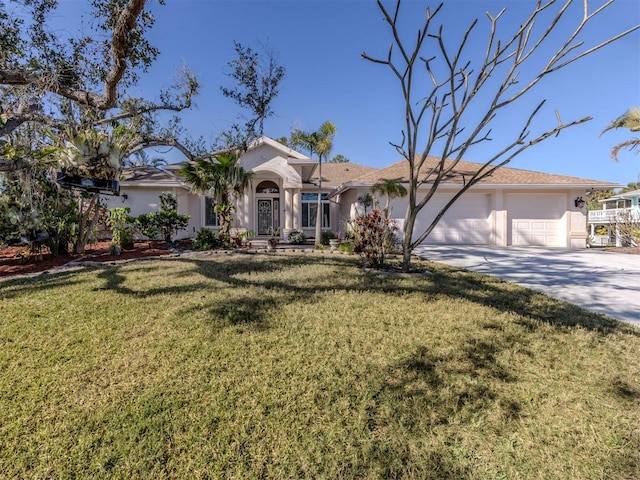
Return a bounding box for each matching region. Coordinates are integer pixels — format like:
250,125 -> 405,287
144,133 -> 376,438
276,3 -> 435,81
204,197 -> 219,227
301,192 -> 330,228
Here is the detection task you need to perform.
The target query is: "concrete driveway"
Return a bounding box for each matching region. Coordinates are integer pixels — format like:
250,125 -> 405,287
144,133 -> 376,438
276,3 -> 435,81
414,246 -> 640,327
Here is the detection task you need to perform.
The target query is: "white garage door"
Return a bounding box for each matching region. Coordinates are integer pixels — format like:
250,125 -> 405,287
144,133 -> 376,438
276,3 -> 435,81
508,194 -> 565,247
418,193 -> 492,245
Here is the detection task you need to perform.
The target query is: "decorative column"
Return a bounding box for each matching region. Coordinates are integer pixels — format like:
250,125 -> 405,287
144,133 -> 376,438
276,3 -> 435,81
494,190 -> 506,246
293,189 -> 301,230
283,189 -> 293,235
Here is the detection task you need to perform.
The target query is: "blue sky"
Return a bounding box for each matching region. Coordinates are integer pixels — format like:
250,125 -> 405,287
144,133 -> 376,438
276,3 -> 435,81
56,0 -> 640,186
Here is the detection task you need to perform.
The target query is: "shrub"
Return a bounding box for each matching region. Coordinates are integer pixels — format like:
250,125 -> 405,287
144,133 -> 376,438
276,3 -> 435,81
136,213 -> 160,241
320,230 -> 336,246
193,228 -> 222,250
154,209 -> 190,243
337,241 -> 354,254
133,193 -> 190,244
348,209 -> 398,268
106,207 -> 135,249
288,230 -> 307,245
595,225 -> 608,236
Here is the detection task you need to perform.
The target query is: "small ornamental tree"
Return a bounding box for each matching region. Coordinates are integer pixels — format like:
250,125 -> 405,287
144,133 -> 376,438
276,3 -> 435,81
106,207 -> 135,252
135,192 -> 189,244
155,192 -> 190,243
349,208 -> 398,269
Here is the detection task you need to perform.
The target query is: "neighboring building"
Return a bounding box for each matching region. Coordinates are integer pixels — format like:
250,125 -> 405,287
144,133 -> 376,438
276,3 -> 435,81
110,136 -> 621,248
587,189 -> 640,247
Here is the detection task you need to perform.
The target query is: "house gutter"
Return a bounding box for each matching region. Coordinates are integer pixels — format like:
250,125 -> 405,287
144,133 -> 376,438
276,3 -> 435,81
331,181 -> 623,198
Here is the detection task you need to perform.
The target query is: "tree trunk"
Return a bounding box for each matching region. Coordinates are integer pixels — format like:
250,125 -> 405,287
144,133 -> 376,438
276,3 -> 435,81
402,210 -> 416,272
315,159 -> 322,246
74,193 -> 100,253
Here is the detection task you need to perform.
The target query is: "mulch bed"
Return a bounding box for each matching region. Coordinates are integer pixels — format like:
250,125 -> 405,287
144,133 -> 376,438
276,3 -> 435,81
0,240 -> 181,279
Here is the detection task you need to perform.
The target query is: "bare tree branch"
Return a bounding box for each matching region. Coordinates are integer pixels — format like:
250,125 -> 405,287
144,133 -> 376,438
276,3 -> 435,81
362,0 -> 639,271
127,135 -> 196,162
0,0 -> 146,115
0,104 -> 52,136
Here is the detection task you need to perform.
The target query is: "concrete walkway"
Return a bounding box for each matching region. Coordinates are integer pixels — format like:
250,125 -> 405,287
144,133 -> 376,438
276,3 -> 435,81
414,246 -> 640,327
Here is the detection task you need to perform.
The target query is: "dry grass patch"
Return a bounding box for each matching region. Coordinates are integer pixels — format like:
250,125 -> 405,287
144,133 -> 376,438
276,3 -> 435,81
0,253 -> 638,479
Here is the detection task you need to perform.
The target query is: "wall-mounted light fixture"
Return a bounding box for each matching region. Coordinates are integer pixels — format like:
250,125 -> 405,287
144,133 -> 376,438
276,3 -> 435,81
121,193 -> 128,203
574,196 -> 585,209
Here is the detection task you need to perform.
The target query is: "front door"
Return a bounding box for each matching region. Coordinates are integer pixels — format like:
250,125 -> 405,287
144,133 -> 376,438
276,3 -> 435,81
257,198 -> 280,235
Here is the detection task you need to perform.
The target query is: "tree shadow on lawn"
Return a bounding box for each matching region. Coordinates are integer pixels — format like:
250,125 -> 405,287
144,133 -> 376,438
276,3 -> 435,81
382,341 -> 520,424
0,269 -> 88,300
360,339 -> 525,478
88,255 -> 327,332
364,322 -> 639,477
3,253 -> 636,338
181,294 -> 276,334
177,253 -> 638,336
422,264 -> 638,335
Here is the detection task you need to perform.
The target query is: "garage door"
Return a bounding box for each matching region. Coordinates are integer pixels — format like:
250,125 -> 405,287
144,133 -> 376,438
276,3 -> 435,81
507,194 -> 565,247
418,193 -> 492,245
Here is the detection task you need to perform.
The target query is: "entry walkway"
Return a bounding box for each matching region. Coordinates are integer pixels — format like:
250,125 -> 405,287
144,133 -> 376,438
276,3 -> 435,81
414,246 -> 640,327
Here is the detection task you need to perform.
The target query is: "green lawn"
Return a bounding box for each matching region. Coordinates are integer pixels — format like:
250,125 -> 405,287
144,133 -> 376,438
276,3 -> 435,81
1,252 -> 638,479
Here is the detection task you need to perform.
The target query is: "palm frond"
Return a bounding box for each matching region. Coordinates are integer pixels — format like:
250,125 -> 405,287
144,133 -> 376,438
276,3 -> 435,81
610,138 -> 640,161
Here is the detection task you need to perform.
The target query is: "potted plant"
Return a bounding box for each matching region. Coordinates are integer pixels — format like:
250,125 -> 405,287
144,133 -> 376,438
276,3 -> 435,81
267,227 -> 280,251
287,230 -> 307,245
239,229 -> 255,248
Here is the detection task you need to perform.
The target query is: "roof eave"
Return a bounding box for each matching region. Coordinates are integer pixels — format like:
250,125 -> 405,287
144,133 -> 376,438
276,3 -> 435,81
332,180 -> 623,196
121,182 -> 189,189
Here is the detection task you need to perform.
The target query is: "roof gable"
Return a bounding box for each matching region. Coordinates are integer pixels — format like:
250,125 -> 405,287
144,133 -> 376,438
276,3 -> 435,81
120,166 -> 185,186
310,162 -> 379,187
602,188 -> 640,201
249,136 -> 311,161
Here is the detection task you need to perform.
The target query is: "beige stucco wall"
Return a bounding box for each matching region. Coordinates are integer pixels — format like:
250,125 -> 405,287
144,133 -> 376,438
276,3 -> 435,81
344,186 -> 589,249
568,188 -> 588,248
102,186 -> 194,240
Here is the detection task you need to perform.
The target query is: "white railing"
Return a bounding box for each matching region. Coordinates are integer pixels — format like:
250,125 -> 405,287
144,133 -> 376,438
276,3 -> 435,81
588,207 -> 640,223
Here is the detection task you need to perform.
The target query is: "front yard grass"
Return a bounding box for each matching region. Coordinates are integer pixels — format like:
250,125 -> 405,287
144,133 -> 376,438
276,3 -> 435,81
1,253 -> 638,479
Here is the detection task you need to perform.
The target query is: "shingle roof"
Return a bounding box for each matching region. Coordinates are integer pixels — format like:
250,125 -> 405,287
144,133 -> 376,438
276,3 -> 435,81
603,188 -> 640,200
351,157 -> 621,187
309,162 -> 378,187
120,166 -> 184,185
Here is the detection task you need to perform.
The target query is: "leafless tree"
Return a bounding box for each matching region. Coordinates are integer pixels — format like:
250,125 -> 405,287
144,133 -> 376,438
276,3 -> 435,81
363,0 -> 639,271
610,210 -> 640,248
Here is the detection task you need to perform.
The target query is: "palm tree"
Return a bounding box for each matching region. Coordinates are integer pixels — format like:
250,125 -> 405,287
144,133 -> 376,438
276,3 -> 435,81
124,150 -> 167,168
178,152 -> 253,242
371,177 -> 408,218
328,154 -> 349,163
601,107 -> 640,161
357,193 -> 374,215
290,121 -> 337,246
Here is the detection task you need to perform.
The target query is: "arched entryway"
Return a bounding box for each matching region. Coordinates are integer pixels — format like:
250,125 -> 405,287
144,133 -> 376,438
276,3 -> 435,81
255,181 -> 280,235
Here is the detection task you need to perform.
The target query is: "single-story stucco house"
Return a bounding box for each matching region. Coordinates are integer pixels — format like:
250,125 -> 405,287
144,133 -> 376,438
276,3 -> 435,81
101,136 -> 621,248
